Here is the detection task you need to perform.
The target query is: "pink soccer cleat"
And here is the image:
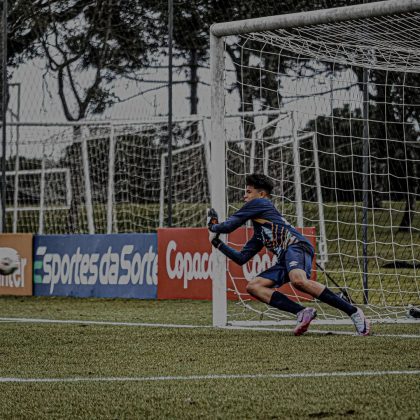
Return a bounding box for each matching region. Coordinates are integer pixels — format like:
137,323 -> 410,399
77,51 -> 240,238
294,307 -> 317,336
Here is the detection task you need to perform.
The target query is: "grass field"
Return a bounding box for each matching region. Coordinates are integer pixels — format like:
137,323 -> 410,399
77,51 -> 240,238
1,296 -> 419,419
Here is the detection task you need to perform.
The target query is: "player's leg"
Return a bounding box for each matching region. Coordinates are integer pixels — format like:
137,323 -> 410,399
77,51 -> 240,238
247,276 -> 305,315
287,247 -> 370,335
288,269 -> 325,296
247,264 -> 317,336
317,285 -> 370,335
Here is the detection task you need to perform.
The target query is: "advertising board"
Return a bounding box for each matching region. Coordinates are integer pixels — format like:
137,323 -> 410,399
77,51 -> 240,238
34,233 -> 157,298
158,227 -> 316,301
0,234 -> 33,296
157,228 -> 213,299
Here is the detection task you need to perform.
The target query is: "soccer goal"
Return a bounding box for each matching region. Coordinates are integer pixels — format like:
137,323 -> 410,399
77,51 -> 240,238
210,0 -> 420,327
6,117 -> 210,234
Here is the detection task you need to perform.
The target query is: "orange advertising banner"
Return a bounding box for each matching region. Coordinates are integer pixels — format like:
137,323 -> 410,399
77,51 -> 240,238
0,234 -> 33,296
157,227 -> 316,301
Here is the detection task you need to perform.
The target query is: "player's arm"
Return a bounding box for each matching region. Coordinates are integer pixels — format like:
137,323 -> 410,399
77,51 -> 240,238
208,201 -> 262,234
211,235 -> 263,266
207,208 -> 263,265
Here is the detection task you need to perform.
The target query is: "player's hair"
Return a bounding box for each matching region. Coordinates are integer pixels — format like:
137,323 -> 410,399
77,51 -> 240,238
246,173 -> 274,195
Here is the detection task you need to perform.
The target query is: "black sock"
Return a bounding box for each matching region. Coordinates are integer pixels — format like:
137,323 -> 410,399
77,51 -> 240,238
269,291 -> 305,315
318,288 -> 357,316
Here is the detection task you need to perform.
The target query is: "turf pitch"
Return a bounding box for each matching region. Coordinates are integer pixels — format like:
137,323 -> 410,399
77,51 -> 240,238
0,296 -> 419,419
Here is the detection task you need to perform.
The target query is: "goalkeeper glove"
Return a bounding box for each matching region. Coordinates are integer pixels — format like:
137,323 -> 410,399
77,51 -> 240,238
207,208 -> 219,230
209,232 -> 222,248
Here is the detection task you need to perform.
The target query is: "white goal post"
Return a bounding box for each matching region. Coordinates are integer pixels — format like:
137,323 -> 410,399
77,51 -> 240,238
6,167 -> 72,234
210,0 -> 420,327
5,117 -> 211,235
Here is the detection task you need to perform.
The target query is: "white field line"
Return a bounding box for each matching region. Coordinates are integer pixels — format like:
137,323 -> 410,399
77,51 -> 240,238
223,325 -> 420,338
1,317 -> 419,338
1,370 -> 420,384
0,317 -> 209,329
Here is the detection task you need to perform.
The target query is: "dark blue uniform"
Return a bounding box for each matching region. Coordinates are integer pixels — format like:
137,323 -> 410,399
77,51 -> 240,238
210,198 -> 314,286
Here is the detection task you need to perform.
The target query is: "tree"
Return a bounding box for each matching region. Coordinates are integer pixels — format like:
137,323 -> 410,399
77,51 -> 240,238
5,0 -> 418,232
9,0 -> 161,121
7,0 -> 165,231
149,1 -> 376,171
306,102 -> 420,232
351,67 -> 420,230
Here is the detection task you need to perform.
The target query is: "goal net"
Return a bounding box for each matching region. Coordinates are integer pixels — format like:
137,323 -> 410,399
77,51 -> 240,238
210,0 -> 420,326
5,117 -> 209,234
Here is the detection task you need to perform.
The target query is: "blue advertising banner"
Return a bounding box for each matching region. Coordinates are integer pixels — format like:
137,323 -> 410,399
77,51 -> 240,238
33,234 -> 157,299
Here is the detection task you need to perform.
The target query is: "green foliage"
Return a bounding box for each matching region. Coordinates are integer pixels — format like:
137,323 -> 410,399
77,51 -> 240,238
8,0 -> 161,120
305,102 -> 420,229
8,0 -> 417,121
5,1 -> 420,232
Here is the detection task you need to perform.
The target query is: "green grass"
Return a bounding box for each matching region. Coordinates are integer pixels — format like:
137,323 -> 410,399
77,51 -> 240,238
6,202 -> 209,234
0,297 -> 419,419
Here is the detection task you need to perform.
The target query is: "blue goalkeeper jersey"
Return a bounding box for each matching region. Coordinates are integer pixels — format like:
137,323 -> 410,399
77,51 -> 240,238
210,198 -> 314,266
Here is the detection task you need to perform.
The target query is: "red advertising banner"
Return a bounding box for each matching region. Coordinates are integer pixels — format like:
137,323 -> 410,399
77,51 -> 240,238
158,227 -> 316,301
0,234 -> 33,296
158,228 -> 213,299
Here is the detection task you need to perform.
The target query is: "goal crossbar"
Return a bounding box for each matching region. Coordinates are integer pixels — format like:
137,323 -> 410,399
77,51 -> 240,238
210,0 -> 420,37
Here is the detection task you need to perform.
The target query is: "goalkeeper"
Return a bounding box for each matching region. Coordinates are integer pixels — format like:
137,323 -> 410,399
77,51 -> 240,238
208,173 -> 370,336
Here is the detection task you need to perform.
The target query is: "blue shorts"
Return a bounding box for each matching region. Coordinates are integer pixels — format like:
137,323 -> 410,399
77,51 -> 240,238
258,244 -> 313,287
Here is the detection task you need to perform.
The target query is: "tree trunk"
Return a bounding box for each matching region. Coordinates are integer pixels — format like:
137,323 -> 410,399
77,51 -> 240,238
189,48 -> 199,144
399,193 -> 416,232
398,147 -> 418,231
67,125 -> 83,233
